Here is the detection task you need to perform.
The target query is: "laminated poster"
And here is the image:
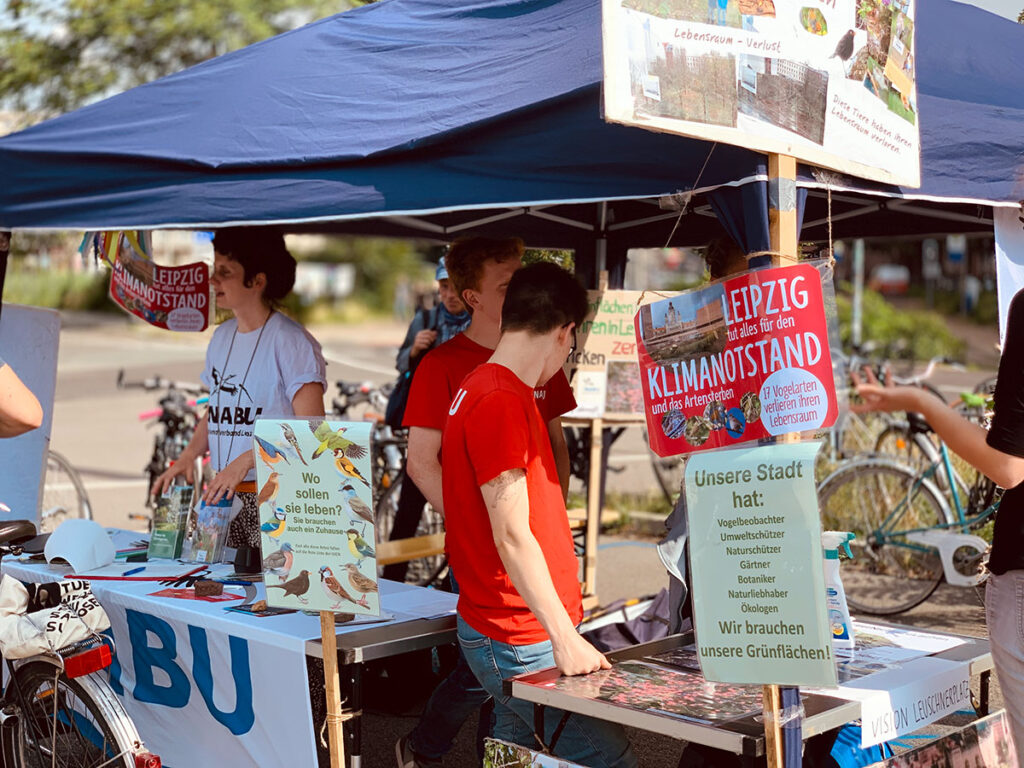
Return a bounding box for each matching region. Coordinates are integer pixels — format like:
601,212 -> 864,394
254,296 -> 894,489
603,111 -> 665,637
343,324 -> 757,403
635,263 -> 838,457
253,419 -> 379,616
685,441 -> 836,687
566,290 -> 676,419
109,234 -> 209,332
602,0 -> 921,187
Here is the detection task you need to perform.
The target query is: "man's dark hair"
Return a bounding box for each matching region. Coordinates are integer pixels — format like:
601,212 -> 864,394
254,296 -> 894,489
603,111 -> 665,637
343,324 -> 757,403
501,262 -> 588,334
212,227 -> 296,303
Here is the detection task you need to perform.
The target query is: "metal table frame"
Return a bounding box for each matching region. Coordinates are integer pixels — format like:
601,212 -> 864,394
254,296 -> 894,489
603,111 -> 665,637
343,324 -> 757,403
506,627 -> 993,760
306,615 -> 457,768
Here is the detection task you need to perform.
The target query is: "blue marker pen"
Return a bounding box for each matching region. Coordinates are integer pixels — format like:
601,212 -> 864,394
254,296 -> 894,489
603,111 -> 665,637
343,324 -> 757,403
123,567 -> 146,576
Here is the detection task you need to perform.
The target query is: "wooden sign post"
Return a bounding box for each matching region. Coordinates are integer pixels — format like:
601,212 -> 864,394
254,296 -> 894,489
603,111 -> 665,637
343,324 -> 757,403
762,152 -> 800,768
320,611 -> 347,768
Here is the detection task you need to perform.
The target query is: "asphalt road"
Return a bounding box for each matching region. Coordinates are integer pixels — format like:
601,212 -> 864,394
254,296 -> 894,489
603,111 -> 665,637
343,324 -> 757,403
45,311 -> 1002,767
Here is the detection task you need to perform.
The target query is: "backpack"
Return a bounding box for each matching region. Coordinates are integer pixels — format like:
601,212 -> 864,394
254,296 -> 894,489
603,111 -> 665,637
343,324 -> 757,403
384,307 -> 437,429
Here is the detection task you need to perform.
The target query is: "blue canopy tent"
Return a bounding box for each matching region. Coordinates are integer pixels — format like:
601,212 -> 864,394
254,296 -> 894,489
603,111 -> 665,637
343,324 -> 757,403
0,0 -> 1020,276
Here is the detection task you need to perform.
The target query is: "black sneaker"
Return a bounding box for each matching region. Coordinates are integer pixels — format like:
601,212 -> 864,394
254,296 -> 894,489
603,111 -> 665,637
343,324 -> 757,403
395,735 -> 444,768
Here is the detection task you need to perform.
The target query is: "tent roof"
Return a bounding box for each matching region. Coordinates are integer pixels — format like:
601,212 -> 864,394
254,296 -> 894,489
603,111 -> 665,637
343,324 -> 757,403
0,0 -> 1021,236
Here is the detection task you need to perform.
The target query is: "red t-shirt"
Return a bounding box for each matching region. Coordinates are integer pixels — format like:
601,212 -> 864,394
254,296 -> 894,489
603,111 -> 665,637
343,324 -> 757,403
442,364 -> 583,645
403,332 -> 575,430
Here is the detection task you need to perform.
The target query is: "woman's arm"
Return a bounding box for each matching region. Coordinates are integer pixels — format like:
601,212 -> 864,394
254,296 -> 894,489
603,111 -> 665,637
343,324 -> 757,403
0,364 -> 43,438
291,381 -> 326,418
152,413 -> 209,497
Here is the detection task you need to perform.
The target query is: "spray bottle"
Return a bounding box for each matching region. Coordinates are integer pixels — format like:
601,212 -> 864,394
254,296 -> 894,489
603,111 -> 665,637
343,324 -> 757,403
822,531 -> 855,650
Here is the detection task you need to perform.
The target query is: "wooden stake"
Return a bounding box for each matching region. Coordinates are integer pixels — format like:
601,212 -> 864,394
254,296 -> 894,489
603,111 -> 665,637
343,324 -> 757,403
320,611 -> 346,768
763,152 -> 800,768
583,415 -> 602,600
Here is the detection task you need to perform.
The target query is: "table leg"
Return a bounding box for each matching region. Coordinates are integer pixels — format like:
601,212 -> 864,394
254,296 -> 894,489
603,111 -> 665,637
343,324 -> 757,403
979,670 -> 990,717
343,663 -> 363,768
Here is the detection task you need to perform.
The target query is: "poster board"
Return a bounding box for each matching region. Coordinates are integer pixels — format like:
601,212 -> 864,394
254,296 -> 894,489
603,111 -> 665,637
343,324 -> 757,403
602,0 -> 921,187
635,263 -> 838,457
566,289 -> 675,418
253,419 -> 378,616
109,235 -> 209,332
866,709 -> 1018,767
685,441 -> 835,687
995,205 -> 1024,347
0,304 -> 59,524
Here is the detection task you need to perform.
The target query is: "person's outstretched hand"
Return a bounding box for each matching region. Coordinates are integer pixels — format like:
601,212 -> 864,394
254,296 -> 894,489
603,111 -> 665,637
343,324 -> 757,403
850,366 -> 923,415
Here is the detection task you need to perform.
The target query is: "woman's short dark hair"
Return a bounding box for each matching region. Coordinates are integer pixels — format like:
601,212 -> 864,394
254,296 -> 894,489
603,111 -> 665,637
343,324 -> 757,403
501,262 -> 588,334
212,227 -> 296,304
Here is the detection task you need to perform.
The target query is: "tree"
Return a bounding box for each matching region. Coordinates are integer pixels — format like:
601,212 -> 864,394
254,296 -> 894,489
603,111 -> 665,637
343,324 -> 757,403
1019,6 -> 1023,22
0,0 -> 346,119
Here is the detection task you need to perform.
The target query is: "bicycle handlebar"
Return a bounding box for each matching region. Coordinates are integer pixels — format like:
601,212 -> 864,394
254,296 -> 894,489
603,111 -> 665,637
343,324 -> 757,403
117,368 -> 206,396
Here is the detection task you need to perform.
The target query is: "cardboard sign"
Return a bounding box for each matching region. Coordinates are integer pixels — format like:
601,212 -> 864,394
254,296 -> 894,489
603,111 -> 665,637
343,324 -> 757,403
109,236 -> 209,332
566,290 -> 674,418
686,442 -> 835,687
866,709 -> 1018,767
602,0 -> 921,187
253,419 -> 378,616
635,263 -> 838,457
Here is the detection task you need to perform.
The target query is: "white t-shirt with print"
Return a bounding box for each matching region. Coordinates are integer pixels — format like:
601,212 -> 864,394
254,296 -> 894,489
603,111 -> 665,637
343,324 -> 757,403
201,312 -> 326,481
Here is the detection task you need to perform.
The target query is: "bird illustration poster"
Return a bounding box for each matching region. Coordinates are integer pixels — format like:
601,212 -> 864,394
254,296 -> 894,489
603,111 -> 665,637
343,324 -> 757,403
603,0 -> 921,188
252,418 -> 380,616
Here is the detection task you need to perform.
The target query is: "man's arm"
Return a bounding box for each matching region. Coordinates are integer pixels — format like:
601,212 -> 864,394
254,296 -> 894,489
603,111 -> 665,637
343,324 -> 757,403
0,363 -> 43,438
407,426 -> 445,516
482,469 -> 609,676
547,417 -> 570,502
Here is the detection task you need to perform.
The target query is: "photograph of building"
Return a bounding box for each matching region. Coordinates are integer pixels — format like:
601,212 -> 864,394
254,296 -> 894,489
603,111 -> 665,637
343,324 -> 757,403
638,287 -> 727,363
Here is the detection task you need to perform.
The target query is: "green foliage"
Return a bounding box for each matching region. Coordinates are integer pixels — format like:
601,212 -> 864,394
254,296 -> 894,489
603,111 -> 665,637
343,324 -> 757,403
522,249 -> 574,271
0,0 -> 343,116
835,283 -> 965,362
4,264 -> 114,311
301,237 -> 432,314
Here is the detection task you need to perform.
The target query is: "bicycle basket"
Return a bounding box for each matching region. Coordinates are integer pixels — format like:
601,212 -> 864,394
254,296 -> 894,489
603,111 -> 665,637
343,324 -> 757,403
0,576 -> 110,660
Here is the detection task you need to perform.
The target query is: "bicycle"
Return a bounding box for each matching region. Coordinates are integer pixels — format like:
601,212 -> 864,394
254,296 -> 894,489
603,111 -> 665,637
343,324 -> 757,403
331,380 -> 446,586
116,370 -> 208,530
0,519 -> 159,767
40,450 -> 92,533
817,413 -> 999,615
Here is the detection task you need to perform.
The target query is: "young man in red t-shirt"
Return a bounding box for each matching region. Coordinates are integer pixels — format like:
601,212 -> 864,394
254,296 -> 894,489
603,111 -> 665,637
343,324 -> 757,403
445,263 -> 636,768
396,238 -> 576,768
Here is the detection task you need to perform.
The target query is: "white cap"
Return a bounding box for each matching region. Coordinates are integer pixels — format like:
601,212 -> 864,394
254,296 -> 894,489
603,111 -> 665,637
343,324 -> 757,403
44,519 -> 115,573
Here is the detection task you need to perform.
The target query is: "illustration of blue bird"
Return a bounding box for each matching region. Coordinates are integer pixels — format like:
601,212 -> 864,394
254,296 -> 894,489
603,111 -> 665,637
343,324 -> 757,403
346,528 -> 375,564
339,483 -> 374,525
261,507 -> 287,538
255,435 -> 291,469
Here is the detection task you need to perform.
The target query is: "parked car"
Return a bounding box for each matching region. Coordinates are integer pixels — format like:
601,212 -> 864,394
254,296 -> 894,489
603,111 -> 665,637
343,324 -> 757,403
868,263 -> 911,295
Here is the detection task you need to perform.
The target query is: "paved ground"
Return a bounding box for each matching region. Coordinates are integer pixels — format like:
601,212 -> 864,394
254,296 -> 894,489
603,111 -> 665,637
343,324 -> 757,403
43,311 -> 1003,767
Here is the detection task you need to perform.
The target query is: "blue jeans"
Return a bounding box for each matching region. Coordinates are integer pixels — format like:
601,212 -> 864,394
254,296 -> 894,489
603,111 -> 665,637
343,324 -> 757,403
408,571 -> 491,759
457,617 -> 637,768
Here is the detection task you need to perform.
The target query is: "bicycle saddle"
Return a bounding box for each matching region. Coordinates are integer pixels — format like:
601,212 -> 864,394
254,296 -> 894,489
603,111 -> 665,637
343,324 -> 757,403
0,519 -> 38,546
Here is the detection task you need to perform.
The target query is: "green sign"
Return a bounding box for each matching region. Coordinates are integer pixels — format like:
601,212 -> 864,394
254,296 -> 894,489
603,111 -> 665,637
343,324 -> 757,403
253,418 -> 379,616
686,441 -> 835,686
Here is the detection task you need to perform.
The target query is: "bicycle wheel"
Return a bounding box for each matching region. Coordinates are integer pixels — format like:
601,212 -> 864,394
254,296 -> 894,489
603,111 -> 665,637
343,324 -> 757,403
818,460 -> 952,615
874,424 -> 929,472
11,662 -> 144,767
40,451 -> 92,533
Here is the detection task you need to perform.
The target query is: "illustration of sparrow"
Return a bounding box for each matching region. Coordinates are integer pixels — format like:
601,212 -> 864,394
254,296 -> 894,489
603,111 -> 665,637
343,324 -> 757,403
280,423 -> 307,465
263,542 -> 294,581
308,419 -> 368,461
258,472 -> 280,509
335,450 -> 370,489
343,563 -> 379,594
266,569 -> 311,604
255,435 -> 291,468
319,566 -> 369,609
261,507 -> 287,538
339,483 -> 374,524
346,528 -> 375,564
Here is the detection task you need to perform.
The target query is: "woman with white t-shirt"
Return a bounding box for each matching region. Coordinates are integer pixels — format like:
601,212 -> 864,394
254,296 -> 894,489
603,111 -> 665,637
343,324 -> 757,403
152,228 -> 327,549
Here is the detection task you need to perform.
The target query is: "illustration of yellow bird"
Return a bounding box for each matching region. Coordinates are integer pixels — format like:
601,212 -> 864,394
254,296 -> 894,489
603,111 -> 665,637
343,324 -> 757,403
346,528 -> 375,564
308,419 -> 368,461
261,507 -> 287,538
335,450 -> 370,489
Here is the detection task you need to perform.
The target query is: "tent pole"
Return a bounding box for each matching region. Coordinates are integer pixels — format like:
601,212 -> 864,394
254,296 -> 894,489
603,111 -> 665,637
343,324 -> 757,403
765,152 -> 800,768
0,231 -> 9,325
594,202 -> 608,280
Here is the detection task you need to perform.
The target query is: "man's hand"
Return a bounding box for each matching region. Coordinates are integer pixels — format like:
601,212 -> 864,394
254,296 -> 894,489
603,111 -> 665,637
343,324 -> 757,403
551,632 -> 611,676
410,329 -> 438,358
